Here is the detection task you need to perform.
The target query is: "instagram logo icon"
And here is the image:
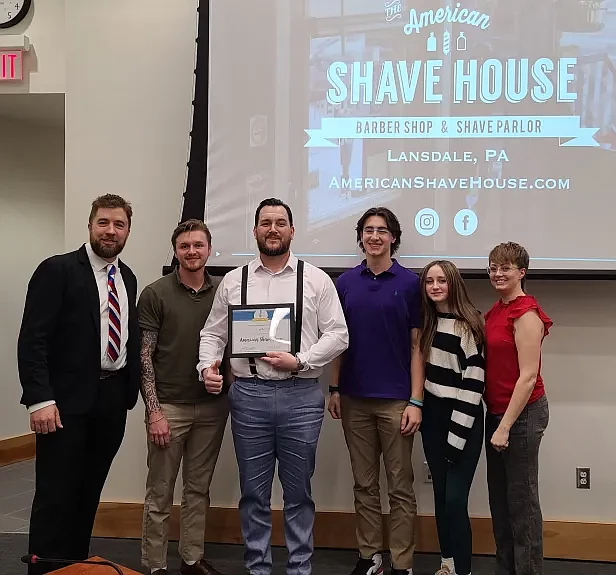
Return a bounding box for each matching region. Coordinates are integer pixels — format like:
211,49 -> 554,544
415,208 -> 440,236
420,214 -> 434,229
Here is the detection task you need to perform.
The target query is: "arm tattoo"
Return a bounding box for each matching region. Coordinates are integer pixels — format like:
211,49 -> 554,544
140,330 -> 161,416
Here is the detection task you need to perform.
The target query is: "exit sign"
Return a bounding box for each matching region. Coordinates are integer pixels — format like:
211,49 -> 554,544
0,50 -> 22,81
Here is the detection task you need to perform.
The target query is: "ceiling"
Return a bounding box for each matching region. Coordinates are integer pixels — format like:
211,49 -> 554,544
0,93 -> 65,129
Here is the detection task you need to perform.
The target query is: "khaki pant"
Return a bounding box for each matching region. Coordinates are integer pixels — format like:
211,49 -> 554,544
141,398 -> 229,570
341,396 -> 417,570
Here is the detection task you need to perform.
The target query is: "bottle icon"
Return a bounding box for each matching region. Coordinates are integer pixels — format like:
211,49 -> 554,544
443,30 -> 451,55
427,32 -> 437,52
457,31 -> 467,51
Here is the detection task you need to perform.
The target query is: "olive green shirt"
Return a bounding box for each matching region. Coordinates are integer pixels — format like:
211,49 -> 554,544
137,268 -> 222,403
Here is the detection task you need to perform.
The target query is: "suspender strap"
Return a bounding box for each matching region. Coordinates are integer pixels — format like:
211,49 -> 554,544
241,260 -> 305,378
241,265 -> 258,376
294,260 -> 304,354
240,265 -> 248,305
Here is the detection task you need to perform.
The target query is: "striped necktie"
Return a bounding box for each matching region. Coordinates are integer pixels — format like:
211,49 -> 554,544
107,264 -> 121,362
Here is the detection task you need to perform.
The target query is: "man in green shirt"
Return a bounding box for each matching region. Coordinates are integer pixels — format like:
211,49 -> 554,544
139,219 -> 228,575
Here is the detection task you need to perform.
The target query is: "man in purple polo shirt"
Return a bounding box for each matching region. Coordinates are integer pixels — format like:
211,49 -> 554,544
329,207 -> 424,575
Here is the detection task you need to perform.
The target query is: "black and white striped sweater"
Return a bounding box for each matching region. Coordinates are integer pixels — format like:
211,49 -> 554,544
424,312 -> 485,463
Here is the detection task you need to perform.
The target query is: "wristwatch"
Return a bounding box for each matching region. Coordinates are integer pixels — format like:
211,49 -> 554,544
295,354 -> 306,372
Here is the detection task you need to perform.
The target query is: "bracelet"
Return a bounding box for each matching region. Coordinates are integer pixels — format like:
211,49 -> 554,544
329,385 -> 340,394
149,415 -> 164,424
408,398 -> 423,409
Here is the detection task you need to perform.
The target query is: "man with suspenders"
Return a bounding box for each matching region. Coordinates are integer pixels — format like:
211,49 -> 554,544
197,198 -> 349,575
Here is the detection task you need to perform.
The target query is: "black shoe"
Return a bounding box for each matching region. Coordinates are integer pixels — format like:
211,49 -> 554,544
350,553 -> 384,575
390,569 -> 412,575
180,558 -> 224,575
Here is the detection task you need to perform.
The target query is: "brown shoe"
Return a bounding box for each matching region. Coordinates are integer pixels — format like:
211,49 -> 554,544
180,558 -> 224,575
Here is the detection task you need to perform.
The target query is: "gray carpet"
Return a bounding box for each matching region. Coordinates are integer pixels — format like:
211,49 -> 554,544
0,533 -> 615,575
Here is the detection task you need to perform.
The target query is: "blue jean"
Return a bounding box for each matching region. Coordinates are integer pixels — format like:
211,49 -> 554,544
229,377 -> 325,575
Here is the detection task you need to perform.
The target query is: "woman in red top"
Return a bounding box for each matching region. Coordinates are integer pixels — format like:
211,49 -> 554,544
484,242 -> 552,575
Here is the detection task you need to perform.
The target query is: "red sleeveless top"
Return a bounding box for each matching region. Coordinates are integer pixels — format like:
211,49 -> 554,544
484,295 -> 553,415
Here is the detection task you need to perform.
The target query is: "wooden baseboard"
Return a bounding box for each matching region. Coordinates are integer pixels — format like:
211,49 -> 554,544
94,503 -> 616,562
0,432 -> 35,467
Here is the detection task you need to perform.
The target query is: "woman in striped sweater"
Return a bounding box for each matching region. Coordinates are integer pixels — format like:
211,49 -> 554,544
419,260 -> 485,575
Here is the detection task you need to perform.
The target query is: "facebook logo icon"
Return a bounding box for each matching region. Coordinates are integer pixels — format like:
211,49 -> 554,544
453,209 -> 478,236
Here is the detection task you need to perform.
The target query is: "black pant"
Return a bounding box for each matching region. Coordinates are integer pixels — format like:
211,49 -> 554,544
485,395 -> 549,575
28,373 -> 128,575
421,392 -> 483,575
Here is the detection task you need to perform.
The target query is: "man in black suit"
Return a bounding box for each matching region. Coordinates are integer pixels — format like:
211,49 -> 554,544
17,194 -> 141,574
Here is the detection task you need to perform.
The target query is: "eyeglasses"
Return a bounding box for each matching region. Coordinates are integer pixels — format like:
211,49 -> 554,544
363,227 -> 390,237
487,265 -> 519,275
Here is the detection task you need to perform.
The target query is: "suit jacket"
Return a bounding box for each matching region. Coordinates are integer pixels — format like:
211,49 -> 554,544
17,244 -> 141,414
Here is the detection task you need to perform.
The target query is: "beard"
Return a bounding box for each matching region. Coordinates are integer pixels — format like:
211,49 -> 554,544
90,236 -> 126,260
257,234 -> 291,257
180,257 -> 206,271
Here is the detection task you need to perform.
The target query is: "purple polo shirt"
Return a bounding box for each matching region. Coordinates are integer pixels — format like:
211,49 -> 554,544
335,259 -> 421,400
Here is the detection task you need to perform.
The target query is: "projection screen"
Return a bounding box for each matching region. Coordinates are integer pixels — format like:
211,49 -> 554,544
202,0 -> 616,273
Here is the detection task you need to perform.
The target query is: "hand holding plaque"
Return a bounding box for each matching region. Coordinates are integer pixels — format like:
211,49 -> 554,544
228,303 -> 296,358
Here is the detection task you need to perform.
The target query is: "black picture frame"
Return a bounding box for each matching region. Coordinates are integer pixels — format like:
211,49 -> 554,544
227,303 -> 296,358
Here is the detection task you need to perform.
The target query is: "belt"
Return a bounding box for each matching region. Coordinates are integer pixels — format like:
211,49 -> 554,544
236,376 -> 317,384
100,369 -> 120,380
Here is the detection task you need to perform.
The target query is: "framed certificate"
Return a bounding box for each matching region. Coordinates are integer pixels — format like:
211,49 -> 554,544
228,303 -> 296,358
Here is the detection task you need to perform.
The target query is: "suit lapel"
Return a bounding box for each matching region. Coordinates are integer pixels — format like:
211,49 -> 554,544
78,245 -> 101,337
118,261 -> 135,308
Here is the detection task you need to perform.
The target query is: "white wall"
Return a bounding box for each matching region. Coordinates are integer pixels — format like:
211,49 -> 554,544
64,0 -> 616,524
0,0 -> 65,94
0,116 -> 65,440
64,0 -> 199,489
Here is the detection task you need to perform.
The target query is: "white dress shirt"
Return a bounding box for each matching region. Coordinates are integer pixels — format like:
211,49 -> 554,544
86,242 -> 129,370
28,243 -> 129,413
197,252 -> 349,380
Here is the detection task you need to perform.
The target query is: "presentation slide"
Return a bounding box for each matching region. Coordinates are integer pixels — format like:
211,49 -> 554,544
204,0 -> 616,271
